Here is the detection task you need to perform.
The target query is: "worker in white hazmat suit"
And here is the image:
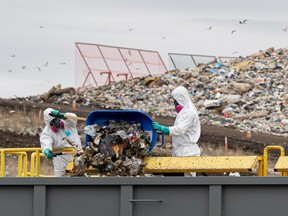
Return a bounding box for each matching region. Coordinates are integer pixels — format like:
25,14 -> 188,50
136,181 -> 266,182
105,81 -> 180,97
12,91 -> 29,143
152,86 -> 201,177
40,108 -> 82,177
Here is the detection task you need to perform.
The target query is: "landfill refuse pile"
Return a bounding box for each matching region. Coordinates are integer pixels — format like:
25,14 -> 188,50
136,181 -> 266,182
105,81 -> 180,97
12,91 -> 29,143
12,47 -> 288,137
69,120 -> 151,176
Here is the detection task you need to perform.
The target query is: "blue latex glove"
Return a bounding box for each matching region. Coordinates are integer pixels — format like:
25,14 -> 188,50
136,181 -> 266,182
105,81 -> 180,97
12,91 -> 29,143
43,148 -> 54,159
152,122 -> 170,135
49,110 -> 67,120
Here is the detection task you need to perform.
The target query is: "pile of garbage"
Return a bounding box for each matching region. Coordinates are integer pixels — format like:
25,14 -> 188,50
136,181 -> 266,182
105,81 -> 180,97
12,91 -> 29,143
69,120 -> 151,176
12,47 -> 288,137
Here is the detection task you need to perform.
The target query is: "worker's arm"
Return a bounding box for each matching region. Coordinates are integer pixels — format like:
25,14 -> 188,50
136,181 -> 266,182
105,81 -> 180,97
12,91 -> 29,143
152,122 -> 170,135
50,110 -> 67,120
43,148 -> 54,159
40,132 -> 54,159
169,110 -> 196,136
50,110 -> 77,127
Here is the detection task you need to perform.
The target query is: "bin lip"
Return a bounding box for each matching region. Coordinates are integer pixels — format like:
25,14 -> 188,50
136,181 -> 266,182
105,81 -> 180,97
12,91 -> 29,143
86,109 -> 154,124
86,109 -> 152,117
85,110 -> 157,152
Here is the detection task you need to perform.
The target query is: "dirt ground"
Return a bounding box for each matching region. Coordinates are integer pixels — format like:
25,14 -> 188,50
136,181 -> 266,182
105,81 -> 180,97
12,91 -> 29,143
0,98 -> 287,163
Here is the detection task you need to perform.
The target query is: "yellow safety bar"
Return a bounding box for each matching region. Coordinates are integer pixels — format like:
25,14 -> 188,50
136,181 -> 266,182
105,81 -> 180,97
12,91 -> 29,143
262,145 -> 285,176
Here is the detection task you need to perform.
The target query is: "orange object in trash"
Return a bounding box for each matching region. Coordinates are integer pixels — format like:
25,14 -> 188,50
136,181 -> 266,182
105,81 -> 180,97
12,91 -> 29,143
246,130 -> 251,139
72,99 -> 76,112
224,112 -> 229,118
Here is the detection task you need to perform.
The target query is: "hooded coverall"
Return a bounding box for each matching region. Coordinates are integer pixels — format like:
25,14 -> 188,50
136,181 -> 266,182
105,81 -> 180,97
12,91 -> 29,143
169,86 -> 201,176
40,108 -> 82,177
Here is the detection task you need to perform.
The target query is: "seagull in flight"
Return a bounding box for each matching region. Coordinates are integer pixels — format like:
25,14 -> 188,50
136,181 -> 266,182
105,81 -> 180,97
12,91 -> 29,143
232,51 -> 239,54
8,70 -> 12,73
22,66 -> 27,69
10,54 -> 15,57
161,36 -> 166,39
43,61 -> 48,67
239,19 -> 248,24
207,26 -> 213,30
60,62 -> 66,65
231,30 -> 237,34
36,66 -> 41,72
282,27 -> 288,32
127,26 -> 135,31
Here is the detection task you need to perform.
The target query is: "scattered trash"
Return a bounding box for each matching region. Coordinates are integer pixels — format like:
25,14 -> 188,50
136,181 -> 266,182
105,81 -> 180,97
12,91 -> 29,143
69,120 -> 151,176
229,172 -> 241,177
11,47 -> 288,138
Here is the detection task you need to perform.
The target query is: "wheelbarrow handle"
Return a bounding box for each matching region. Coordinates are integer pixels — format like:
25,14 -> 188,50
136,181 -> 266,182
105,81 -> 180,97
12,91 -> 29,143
52,152 -> 63,157
52,151 -> 75,157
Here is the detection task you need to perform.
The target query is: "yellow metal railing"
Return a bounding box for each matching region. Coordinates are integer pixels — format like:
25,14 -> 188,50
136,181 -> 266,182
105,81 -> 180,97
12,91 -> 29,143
262,145 -> 285,176
0,147 -> 75,177
0,148 -> 41,177
29,152 -> 45,177
0,145 -> 287,177
29,148 -> 75,177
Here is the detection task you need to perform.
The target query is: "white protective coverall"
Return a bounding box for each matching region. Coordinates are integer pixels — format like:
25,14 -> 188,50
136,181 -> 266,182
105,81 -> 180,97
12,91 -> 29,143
169,86 -> 201,176
40,108 -> 82,177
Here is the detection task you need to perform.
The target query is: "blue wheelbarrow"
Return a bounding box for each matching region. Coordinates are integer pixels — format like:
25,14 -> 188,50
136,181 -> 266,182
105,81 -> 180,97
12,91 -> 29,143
85,110 -> 157,152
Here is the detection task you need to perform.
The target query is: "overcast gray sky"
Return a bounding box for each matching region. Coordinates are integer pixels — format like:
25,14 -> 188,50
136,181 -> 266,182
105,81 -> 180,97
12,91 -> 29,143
0,0 -> 288,98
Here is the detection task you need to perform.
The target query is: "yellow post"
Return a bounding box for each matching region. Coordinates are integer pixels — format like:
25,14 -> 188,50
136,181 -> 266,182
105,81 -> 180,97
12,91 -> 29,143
15,152 -> 28,177
30,152 -> 45,177
257,156 -> 263,176
17,154 -> 22,176
1,150 -> 5,177
23,153 -> 28,176
30,153 -> 35,177
36,150 -> 41,177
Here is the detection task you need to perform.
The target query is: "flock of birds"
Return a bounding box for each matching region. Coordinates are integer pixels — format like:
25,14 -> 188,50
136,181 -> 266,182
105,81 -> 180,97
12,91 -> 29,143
207,19 -> 288,34
128,19 -> 288,41
6,19 -> 288,72
6,25 -> 67,73
205,19 -> 288,54
128,19 -> 287,55
7,54 -> 67,73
